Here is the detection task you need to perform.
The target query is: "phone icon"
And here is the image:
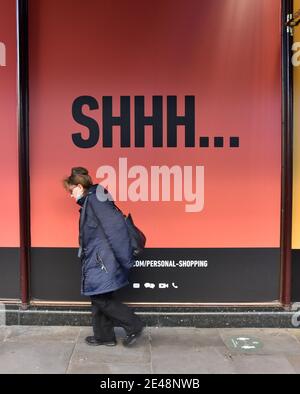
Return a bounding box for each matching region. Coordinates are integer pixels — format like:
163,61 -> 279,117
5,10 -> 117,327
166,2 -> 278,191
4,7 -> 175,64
172,283 -> 179,289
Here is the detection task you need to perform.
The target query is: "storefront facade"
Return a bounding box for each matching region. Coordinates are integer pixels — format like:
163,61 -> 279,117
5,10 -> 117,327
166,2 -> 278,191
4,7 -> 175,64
0,0 -> 299,326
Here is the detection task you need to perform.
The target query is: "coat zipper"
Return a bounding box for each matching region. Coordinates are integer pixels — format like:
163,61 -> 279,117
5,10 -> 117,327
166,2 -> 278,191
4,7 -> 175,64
96,252 -> 108,273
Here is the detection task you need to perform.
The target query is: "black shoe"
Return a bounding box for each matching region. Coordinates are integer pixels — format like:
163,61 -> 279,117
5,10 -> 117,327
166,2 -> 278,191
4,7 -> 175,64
122,328 -> 144,347
85,336 -> 117,346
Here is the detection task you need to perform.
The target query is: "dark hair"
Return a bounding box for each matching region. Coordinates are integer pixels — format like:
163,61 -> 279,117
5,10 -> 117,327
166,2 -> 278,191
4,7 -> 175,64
62,167 -> 93,191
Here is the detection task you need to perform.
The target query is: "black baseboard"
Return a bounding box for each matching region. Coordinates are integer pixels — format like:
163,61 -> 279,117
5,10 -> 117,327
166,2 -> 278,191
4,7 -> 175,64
1,304 -> 298,328
292,249 -> 300,302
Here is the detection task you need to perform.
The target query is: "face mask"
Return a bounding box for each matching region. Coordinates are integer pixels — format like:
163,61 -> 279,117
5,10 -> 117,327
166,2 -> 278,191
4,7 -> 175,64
71,186 -> 84,201
75,192 -> 84,202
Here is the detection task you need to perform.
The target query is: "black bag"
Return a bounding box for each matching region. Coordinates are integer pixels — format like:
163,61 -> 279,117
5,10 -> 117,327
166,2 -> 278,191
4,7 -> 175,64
123,213 -> 147,257
113,203 -> 146,257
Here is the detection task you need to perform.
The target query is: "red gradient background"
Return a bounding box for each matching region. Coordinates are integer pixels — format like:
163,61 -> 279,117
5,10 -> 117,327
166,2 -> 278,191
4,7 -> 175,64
0,0 -> 19,247
28,0 -> 282,248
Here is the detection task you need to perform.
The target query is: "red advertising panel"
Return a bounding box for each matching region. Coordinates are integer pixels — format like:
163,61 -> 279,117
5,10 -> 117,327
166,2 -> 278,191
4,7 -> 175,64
0,0 -> 20,298
29,0 -> 282,303
0,0 -> 19,246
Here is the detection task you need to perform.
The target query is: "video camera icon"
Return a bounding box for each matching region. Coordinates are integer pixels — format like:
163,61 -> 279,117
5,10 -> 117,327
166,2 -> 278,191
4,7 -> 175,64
159,283 -> 169,289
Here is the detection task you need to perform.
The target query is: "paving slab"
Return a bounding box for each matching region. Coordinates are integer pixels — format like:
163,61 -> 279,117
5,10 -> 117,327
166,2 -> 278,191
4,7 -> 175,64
151,347 -> 235,374
286,329 -> 300,344
67,361 -> 151,374
149,328 -> 235,374
0,341 -> 75,374
230,355 -> 296,374
151,327 -> 225,348
286,355 -> 300,373
4,326 -> 80,343
0,326 -> 11,342
66,327 -> 151,373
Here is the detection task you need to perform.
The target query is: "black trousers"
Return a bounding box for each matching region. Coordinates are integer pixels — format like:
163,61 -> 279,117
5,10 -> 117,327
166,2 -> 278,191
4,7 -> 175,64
90,292 -> 143,341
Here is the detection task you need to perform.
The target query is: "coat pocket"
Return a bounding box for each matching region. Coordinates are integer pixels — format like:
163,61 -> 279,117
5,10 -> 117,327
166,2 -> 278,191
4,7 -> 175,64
96,250 -> 108,273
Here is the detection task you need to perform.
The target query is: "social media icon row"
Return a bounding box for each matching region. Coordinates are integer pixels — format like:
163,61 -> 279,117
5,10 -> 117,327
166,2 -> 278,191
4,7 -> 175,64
133,282 -> 179,289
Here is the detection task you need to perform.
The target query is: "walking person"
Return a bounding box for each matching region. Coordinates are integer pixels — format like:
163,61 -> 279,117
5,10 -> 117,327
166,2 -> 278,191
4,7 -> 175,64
63,167 -> 144,347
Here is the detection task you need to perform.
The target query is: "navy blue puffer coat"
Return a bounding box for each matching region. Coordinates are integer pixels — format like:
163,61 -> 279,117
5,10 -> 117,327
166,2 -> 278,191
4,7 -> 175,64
77,184 -> 134,296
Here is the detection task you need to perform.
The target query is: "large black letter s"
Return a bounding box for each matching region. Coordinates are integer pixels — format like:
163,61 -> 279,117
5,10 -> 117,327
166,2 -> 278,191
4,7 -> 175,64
72,96 -> 99,148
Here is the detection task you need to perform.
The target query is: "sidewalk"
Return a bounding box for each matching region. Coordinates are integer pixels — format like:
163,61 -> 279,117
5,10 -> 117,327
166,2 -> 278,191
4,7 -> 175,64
0,326 -> 300,374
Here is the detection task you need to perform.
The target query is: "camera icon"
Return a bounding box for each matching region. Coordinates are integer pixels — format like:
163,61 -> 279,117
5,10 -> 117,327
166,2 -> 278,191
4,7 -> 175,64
159,283 -> 169,289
